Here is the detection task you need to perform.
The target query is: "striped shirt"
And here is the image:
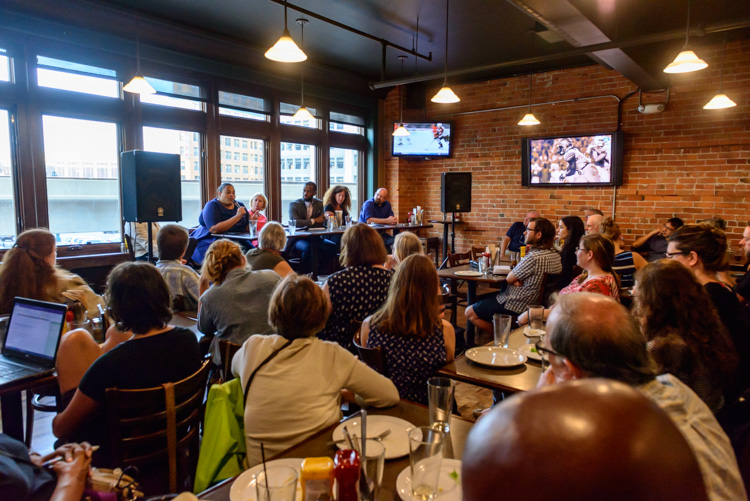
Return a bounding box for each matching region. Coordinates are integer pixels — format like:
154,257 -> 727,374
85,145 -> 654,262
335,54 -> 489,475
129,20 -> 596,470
497,247 -> 561,313
613,251 -> 636,288
156,259 -> 200,312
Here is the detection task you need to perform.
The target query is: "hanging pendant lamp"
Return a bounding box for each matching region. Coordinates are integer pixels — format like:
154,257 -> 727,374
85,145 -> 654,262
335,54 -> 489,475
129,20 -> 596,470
123,15 -> 156,95
265,0 -> 307,63
704,34 -> 736,109
292,19 -> 315,121
431,0 -> 459,104
518,30 -> 540,126
393,56 -> 411,137
664,0 -> 707,73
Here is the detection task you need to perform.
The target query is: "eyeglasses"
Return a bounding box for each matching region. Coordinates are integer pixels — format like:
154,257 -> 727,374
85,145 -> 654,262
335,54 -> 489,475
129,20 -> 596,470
576,246 -> 587,253
525,226 -> 538,232
665,251 -> 687,259
535,340 -> 564,360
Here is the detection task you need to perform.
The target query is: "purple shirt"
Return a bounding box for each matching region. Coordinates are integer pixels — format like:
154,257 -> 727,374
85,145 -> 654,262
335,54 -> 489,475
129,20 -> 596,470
358,198 -> 394,223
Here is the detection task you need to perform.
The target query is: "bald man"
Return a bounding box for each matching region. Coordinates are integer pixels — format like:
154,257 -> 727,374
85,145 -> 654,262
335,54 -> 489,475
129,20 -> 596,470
584,213 -> 603,234
537,293 -> 745,501
463,379 -> 708,501
500,210 -> 539,258
358,188 -> 397,225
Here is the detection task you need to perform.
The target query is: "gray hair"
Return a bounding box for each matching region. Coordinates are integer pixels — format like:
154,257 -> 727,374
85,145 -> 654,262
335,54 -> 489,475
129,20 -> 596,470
549,293 -> 656,386
258,222 -> 287,251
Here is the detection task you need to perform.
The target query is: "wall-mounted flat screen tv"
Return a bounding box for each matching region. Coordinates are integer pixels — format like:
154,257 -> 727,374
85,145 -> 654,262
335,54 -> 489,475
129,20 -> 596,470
521,131 -> 624,187
392,122 -> 452,158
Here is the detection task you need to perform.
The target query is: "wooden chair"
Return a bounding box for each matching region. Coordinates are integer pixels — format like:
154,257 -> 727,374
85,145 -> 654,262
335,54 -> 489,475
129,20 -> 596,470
218,339 -> 242,383
536,272 -> 561,307
352,327 -> 388,376
123,234 -> 136,261
469,245 -> 486,261
105,360 -> 211,495
184,237 -> 200,270
441,293 -> 466,356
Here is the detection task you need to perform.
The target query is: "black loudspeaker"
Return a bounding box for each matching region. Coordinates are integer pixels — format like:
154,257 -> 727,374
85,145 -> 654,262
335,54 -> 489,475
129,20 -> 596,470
441,172 -> 472,213
121,150 -> 182,222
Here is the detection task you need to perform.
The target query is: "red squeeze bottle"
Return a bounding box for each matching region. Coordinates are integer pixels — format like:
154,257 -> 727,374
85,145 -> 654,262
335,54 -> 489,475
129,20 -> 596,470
334,450 -> 360,501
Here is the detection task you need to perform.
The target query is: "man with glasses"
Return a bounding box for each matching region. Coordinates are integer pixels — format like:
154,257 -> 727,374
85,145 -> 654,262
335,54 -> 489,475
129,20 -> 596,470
536,292 -> 744,501
499,210 -> 539,259
465,217 -> 561,336
632,217 -> 684,261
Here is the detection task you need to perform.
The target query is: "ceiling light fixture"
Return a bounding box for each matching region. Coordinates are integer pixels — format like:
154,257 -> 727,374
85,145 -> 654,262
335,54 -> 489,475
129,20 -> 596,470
393,55 -> 410,137
704,34 -> 736,110
292,19 -> 315,121
431,0 -> 459,104
664,0 -> 707,73
518,30 -> 540,126
265,0 -> 307,63
123,15 -> 156,95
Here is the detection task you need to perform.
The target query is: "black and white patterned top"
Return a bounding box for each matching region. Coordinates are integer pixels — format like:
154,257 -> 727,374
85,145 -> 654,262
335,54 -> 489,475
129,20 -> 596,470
497,247 -> 562,313
318,266 -> 393,351
367,321 -> 447,405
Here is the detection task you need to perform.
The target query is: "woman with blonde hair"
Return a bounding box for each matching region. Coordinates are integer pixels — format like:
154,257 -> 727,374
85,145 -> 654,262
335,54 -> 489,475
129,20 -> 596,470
198,239 -> 280,363
385,232 -> 423,270
0,229 -> 103,317
361,254 -> 455,404
600,217 -> 646,288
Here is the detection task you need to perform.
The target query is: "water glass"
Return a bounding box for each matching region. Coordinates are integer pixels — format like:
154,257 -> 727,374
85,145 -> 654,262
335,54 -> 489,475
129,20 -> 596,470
427,377 -> 455,434
352,439 -> 385,501
408,427 -> 445,500
335,210 -> 343,228
288,219 -> 296,235
493,314 -> 512,348
345,215 -> 352,226
249,219 -> 258,237
254,465 -> 298,501
528,305 -> 545,335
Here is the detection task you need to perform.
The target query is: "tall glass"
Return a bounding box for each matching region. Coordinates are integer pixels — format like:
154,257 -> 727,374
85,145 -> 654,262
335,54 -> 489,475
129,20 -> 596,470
427,377 -> 455,434
493,314 -> 512,348
408,427 -> 445,500
528,304 -> 545,336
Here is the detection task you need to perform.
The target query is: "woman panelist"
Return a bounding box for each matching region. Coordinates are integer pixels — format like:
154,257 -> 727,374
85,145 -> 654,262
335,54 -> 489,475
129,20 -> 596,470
190,183 -> 250,264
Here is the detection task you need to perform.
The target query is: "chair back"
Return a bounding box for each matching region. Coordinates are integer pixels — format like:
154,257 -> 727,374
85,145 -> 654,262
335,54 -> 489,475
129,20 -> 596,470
105,360 -> 211,495
185,237 -> 199,262
218,339 -> 242,383
537,272 -> 561,307
447,251 -> 471,268
123,234 -> 136,261
352,327 -> 388,376
469,245 -> 485,261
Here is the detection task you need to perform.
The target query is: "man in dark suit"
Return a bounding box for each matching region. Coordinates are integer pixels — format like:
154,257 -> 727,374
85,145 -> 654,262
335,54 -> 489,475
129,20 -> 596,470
288,182 -> 332,274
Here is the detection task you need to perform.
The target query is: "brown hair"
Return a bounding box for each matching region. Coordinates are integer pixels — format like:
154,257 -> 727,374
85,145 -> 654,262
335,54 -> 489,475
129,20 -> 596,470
668,224 -> 729,272
371,254 -> 440,338
268,274 -> 329,339
0,229 -> 59,314
576,233 -> 619,287
339,224 -> 388,268
201,239 -> 243,285
157,224 -> 189,261
599,217 -> 621,241
634,259 -> 737,389
393,232 -> 423,263
529,217 -> 556,249
322,185 -> 352,213
106,262 -> 172,334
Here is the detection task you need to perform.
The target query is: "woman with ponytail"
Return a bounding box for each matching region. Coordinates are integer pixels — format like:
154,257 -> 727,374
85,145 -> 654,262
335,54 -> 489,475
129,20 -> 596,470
197,239 -> 280,363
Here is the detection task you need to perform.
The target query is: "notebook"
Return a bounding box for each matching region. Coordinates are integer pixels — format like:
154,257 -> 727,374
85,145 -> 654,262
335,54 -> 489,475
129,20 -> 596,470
0,297 -> 67,386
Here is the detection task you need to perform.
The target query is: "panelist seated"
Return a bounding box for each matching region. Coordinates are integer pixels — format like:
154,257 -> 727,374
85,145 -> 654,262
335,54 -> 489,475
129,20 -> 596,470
358,187 -> 398,251
190,182 -> 251,264
288,182 -> 336,274
322,185 -> 352,247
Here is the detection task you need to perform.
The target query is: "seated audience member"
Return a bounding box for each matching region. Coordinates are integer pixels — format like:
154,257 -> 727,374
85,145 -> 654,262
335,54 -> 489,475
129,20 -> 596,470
198,239 -> 279,364
358,188 -> 398,250
52,262 -> 202,466
463,379 -> 708,501
127,221 -> 159,261
736,223 -> 750,308
582,207 -> 603,218
600,217 -> 647,288
244,222 -> 294,279
0,229 -> 104,318
584,213 -> 603,234
318,224 -> 393,352
633,217 -> 684,261
155,224 -> 200,312
232,274 -> 399,466
466,217 -> 561,335
362,254 -> 455,404
555,215 -> 585,289
500,210 -> 539,259
385,231 -> 423,270
0,435 -> 93,501
536,293 -> 745,501
633,260 -> 737,412
190,183 -> 251,264
700,216 -> 728,231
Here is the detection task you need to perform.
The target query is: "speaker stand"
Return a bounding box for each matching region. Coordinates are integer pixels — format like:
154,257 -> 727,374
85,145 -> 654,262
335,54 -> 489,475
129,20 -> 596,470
438,212 -> 458,270
147,222 -> 155,263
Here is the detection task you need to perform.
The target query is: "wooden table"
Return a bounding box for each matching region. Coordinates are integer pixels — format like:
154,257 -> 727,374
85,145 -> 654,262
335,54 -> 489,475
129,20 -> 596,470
437,327 -> 543,394
437,264 -> 507,347
198,399 -> 474,501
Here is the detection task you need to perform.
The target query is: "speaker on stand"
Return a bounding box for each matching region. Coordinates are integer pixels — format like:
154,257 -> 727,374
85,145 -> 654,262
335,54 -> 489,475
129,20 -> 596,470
439,172 -> 472,269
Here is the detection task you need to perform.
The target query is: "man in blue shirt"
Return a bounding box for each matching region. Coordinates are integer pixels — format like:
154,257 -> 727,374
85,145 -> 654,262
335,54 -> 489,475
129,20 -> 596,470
499,210 -> 539,259
359,188 -> 398,250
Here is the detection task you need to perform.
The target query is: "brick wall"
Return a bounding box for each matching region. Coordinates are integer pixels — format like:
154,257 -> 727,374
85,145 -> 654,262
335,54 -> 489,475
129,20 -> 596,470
382,40 -> 750,254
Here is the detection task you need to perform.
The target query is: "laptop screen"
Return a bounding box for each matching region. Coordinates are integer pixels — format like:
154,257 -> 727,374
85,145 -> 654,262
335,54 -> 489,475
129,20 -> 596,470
4,299 -> 66,363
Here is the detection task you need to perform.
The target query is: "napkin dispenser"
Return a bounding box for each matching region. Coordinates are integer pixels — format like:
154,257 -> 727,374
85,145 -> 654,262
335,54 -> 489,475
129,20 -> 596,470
493,265 -> 511,275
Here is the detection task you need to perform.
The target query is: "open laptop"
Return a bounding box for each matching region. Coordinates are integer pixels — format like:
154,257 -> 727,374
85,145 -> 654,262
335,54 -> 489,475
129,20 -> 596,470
0,297 -> 67,385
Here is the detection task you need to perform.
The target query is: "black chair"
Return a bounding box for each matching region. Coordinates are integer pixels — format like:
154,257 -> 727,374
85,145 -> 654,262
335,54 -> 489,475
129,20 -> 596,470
352,328 -> 388,376
123,234 -> 136,261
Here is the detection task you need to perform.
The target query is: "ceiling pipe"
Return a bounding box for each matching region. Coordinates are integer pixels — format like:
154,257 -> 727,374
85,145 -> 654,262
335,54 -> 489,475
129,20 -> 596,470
370,17 -> 750,89
267,0 -> 432,65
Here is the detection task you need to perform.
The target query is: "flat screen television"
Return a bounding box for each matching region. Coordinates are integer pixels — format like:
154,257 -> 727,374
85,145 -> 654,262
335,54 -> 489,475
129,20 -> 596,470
521,131 -> 624,187
392,122 -> 453,158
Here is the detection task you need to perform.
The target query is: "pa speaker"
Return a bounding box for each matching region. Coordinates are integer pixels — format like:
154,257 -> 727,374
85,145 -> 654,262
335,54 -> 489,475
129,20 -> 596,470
441,172 -> 472,213
121,150 -> 182,222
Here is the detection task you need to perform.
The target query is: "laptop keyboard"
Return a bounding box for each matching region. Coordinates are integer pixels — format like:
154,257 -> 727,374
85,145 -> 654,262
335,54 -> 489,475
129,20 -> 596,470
0,362 -> 41,379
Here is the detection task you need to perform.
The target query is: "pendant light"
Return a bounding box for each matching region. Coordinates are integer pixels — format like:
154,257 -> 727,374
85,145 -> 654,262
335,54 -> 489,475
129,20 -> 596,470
123,14 -> 156,95
518,30 -> 540,126
704,34 -> 736,109
393,55 -> 410,137
664,0 -> 707,73
265,0 -> 307,63
431,0 -> 460,104
292,19 -> 315,121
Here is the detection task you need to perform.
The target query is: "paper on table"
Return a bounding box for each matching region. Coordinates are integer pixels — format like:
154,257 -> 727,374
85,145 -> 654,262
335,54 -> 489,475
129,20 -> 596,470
493,265 -> 511,274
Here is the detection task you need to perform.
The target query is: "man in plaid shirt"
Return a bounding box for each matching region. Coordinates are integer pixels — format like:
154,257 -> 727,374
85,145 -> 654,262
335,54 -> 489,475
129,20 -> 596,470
466,217 -> 561,336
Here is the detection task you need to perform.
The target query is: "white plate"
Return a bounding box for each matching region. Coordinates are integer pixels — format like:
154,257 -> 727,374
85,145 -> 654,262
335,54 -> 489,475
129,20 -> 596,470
523,326 -> 546,338
332,415 -> 415,459
465,346 -> 527,367
396,458 -> 462,501
229,458 -> 303,501
454,270 -> 482,277
516,343 -> 545,362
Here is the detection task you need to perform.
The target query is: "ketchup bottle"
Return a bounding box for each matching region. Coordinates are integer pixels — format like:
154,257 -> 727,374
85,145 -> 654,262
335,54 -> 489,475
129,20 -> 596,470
334,450 -> 360,501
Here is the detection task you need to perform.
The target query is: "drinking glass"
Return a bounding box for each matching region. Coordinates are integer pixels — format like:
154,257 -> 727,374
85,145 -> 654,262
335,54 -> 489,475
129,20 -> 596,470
408,427 -> 445,500
254,465 -> 298,501
427,377 -> 455,434
345,215 -> 352,226
528,305 -> 545,336
288,220 -> 296,235
352,439 -> 385,501
335,210 -> 343,228
493,314 -> 512,348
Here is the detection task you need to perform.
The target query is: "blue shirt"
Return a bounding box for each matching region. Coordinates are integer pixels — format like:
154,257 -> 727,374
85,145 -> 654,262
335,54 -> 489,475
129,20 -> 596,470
505,221 -> 526,252
190,198 -> 249,263
358,198 -> 394,223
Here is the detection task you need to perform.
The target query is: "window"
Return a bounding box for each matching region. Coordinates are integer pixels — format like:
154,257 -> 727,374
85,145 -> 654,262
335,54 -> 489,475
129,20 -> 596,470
242,153 -> 248,161
36,56 -> 119,98
193,147 -> 199,157
0,110 -> 16,246
281,142 -> 316,219
242,140 -> 248,148
218,91 -> 269,121
224,137 -> 231,146
330,147 -> 360,216
220,134 -> 265,202
143,126 -> 202,226
43,115 -> 120,245
140,77 -> 204,111
234,139 -> 240,147
329,111 -> 366,136
280,102 -> 320,129
225,165 -> 231,173
0,49 -> 11,82
224,151 -> 231,160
